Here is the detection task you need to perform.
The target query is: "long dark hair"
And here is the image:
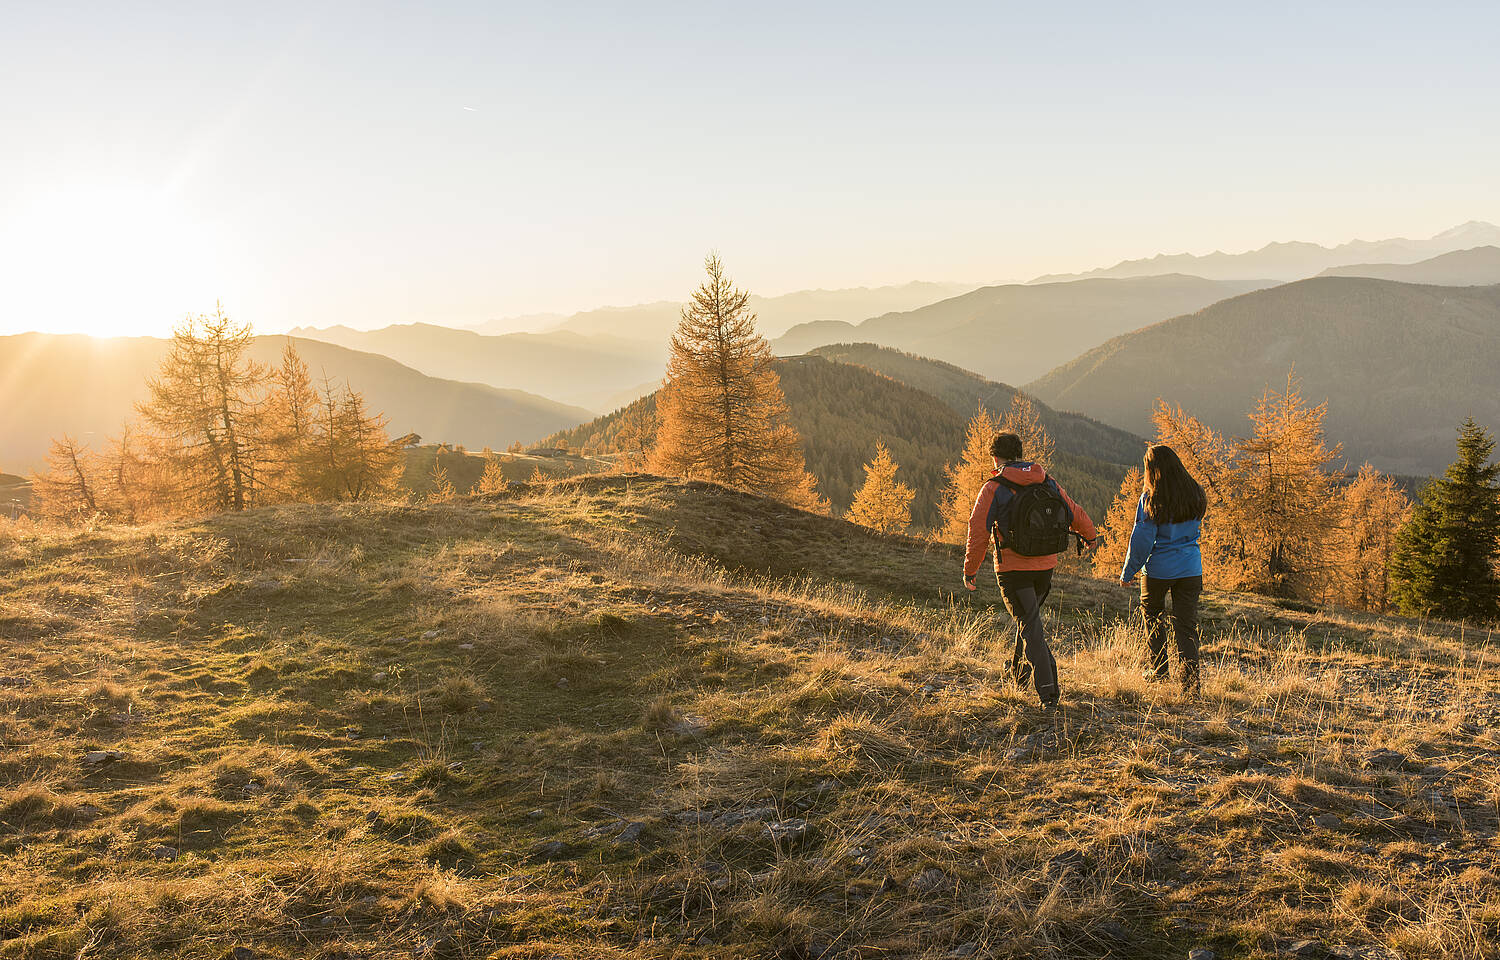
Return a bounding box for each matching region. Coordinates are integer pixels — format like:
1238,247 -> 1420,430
1143,444 -> 1207,523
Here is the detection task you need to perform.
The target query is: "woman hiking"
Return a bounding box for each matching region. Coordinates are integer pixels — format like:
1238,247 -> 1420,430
1119,444 -> 1207,695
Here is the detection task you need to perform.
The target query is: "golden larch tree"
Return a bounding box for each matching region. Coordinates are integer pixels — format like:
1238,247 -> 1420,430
845,441 -> 915,535
1230,374 -> 1341,598
649,254 -> 826,513
30,436 -> 101,523
1151,400 -> 1241,587
1093,467 -> 1144,577
139,307 -> 267,512
473,454 -> 509,494
936,405 -> 1000,543
998,394 -> 1055,471
261,342 -> 322,502
1331,463 -> 1411,611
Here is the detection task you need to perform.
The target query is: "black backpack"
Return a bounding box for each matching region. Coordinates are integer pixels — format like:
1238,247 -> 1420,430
990,477 -> 1073,557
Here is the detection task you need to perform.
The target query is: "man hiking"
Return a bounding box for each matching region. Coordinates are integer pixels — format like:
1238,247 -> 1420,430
963,432 -> 1098,712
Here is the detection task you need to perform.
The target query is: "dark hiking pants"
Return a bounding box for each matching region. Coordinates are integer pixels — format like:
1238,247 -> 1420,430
1142,575 -> 1202,677
998,569 -> 1059,705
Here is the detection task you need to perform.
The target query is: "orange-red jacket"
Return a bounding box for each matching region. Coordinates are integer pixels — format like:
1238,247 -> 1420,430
964,462 -> 1098,576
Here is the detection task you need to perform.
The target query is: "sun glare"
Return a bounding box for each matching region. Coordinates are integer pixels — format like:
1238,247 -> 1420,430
0,182 -> 232,339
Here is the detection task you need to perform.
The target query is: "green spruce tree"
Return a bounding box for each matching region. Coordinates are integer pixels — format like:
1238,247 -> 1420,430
1390,418 -> 1500,623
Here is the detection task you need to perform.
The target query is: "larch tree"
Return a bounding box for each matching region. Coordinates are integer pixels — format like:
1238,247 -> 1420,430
649,254 -> 826,513
427,455 -> 456,503
473,454 -> 509,494
100,423 -> 166,524
845,441 -> 915,535
261,342 -> 322,502
998,394 -> 1054,471
331,388 -> 404,501
936,405 -> 1000,543
1390,418 -> 1500,623
1093,467 -> 1143,578
30,436 -> 101,523
1331,463 -> 1411,612
1151,400 -> 1241,588
139,307 -> 267,512
1229,375 -> 1341,598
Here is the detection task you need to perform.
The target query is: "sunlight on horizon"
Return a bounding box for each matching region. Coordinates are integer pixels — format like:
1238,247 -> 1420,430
0,180 -> 238,339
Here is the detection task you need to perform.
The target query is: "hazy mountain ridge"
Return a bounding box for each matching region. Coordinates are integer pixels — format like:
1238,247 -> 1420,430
1031,221 -> 1500,283
1316,245 -> 1500,285
284,322 -> 663,411
481,280 -> 979,342
1025,277 -> 1500,475
0,333 -> 594,472
773,275 -> 1272,385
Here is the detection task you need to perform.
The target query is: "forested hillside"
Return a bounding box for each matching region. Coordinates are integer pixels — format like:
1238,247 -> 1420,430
772,275 -> 1270,385
807,344 -> 1144,465
537,356 -> 1127,526
1028,278 -> 1500,476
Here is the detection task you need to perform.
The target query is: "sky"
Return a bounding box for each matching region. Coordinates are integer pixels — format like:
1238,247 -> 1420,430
3,1 -> 1499,338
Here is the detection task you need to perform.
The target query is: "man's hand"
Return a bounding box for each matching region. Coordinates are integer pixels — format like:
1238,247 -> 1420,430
963,574 -> 978,592
1120,576 -> 1138,589
1084,537 -> 1102,557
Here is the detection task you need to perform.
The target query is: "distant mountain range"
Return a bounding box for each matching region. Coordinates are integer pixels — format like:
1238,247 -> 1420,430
1030,221 -> 1500,284
284,323 -> 663,411
469,281 -> 976,341
1316,246 -> 1500,286
772,275 -> 1271,386
538,348 -> 1141,525
0,333 -> 593,472
1026,277 -> 1500,476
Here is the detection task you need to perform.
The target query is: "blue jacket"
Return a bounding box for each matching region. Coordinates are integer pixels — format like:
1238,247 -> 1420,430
1120,494 -> 1203,582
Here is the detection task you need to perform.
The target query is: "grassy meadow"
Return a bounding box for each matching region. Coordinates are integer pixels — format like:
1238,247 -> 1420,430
1,476 -> 1498,958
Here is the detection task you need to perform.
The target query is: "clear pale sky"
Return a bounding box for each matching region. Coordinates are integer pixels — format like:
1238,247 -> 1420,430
4,1 -> 1498,338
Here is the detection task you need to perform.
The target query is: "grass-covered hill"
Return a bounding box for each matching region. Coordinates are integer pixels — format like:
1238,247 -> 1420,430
534,356 -> 1129,526
3,477 -> 1498,958
1027,278 -> 1500,476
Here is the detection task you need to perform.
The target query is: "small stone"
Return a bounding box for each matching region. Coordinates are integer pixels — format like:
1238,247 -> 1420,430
1188,949 -> 1216,960
1096,920 -> 1131,942
530,840 -> 570,861
319,915 -> 335,926
616,821 -> 646,844
83,749 -> 126,766
457,643 -> 475,651
758,616 -> 770,626
909,867 -> 950,893
527,809 -> 545,820
1362,748 -> 1406,769
1313,813 -> 1342,830
371,672 -> 388,683
765,818 -> 809,844
149,844 -> 178,862
231,947 -> 256,960
947,944 -> 979,959
422,630 -> 440,639
555,677 -> 569,689
1288,941 -> 1325,958
671,715 -> 708,738
474,701 -> 493,712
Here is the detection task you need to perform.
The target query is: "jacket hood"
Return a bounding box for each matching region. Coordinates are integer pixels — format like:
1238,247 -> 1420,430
994,461 -> 1048,486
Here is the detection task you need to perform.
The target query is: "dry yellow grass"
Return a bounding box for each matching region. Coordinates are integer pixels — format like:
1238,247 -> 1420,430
0,474 -> 1497,959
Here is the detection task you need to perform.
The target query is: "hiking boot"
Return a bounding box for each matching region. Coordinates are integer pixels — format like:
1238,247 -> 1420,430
1181,661 -> 1202,698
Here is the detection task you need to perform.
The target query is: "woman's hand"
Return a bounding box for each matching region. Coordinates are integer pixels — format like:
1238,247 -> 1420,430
1120,577 -> 1138,589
